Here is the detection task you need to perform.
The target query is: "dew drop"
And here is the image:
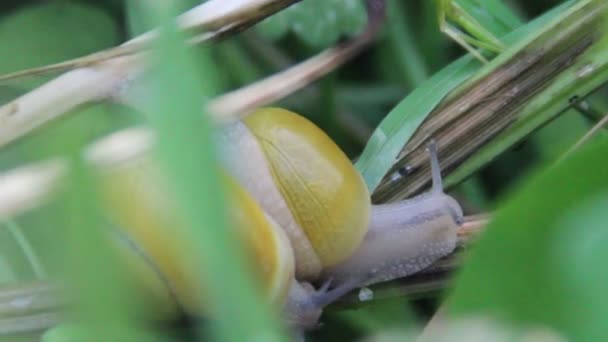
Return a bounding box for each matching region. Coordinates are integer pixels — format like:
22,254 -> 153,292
390,172 -> 401,183
358,287 -> 374,302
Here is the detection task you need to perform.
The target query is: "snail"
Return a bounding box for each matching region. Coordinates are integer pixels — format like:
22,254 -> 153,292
91,107 -> 463,328
217,108 -> 462,326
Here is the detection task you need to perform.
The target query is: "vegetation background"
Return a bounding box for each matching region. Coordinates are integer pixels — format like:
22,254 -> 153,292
0,0 -> 607,341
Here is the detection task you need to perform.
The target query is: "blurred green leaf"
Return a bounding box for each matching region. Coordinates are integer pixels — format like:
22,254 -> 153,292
533,110 -> 591,161
447,137 -> 608,341
136,1 -> 286,340
41,323 -> 88,342
256,0 -> 367,48
0,3 -> 119,90
0,256 -> 17,283
382,0 -> 430,88
57,122 -> 148,340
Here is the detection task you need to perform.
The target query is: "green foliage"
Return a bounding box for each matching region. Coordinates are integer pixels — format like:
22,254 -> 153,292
256,0 -> 367,48
533,110 -> 591,160
1,0 -> 608,341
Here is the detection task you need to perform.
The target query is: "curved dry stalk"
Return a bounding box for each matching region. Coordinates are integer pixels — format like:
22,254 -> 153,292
0,0 -> 302,83
0,0 -> 385,150
0,56 -> 142,149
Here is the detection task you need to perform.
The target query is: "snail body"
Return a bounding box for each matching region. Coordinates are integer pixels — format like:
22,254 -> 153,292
92,107 -> 463,328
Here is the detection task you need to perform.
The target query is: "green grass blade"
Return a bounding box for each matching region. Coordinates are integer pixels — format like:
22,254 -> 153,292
355,56 -> 480,191
58,139 -> 146,340
135,2 -> 285,341
445,0 -> 608,188
357,0 -> 575,192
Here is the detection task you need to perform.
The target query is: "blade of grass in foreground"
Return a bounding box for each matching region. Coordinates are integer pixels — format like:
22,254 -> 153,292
135,2 -> 285,341
52,129 -> 146,340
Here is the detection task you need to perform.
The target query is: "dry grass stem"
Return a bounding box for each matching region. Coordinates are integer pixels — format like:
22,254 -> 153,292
373,40 -> 594,201
0,0 -> 300,149
0,0 -> 301,83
